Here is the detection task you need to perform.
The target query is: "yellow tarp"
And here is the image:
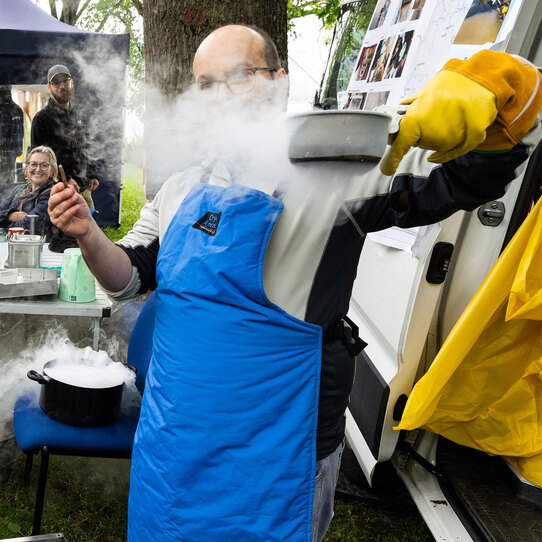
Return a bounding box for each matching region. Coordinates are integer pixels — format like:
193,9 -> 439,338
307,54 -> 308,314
396,197 -> 542,486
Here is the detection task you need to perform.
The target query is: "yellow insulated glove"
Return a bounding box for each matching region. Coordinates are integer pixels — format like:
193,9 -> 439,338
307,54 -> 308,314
380,50 -> 542,176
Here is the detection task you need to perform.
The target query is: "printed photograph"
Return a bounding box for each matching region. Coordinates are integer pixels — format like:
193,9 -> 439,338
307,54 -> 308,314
453,0 -> 512,44
368,37 -> 395,83
369,0 -> 392,30
353,45 -> 377,82
345,92 -> 367,110
362,91 -> 390,110
395,0 -> 413,23
384,30 -> 414,79
411,0 -> 428,21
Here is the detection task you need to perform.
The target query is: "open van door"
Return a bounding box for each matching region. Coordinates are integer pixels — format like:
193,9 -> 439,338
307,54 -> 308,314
318,1 -> 542,540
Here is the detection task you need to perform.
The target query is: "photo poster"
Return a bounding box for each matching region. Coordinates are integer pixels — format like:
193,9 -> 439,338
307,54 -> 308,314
345,0 -> 524,111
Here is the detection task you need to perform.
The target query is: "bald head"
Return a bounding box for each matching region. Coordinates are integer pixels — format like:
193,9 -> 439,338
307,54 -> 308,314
194,26 -> 265,79
193,24 -> 287,105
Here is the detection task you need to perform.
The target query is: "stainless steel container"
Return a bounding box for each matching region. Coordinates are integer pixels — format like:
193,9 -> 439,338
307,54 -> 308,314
0,268 -> 58,299
7,234 -> 44,268
287,110 -> 392,162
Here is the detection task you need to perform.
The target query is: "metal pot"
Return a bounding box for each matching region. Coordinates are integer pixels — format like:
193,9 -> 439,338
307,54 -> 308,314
287,110 -> 392,162
27,360 -> 134,427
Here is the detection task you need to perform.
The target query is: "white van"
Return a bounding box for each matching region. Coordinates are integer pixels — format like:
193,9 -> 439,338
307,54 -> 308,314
315,1 -> 542,540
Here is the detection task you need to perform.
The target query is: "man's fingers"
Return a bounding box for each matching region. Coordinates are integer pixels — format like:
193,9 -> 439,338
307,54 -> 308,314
51,202 -> 81,227
51,182 -> 67,196
49,186 -> 77,209
48,188 -> 80,219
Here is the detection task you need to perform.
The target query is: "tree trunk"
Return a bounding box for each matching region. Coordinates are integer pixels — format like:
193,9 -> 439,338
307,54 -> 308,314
143,0 -> 288,99
59,0 -> 82,25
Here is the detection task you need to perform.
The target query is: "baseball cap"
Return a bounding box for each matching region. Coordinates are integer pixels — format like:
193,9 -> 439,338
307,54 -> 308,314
47,65 -> 71,83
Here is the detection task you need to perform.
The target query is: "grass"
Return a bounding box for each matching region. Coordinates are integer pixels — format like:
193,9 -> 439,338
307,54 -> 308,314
326,496 -> 433,542
0,453 -> 130,541
0,452 -> 432,541
0,164 -> 434,540
102,162 -> 146,242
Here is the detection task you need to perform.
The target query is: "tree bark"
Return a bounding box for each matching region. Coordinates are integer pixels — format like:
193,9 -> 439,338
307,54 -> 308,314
59,0 -> 82,25
143,0 -> 288,99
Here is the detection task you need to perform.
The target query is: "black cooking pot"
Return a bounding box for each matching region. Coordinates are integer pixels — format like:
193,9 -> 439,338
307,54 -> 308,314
27,359 -> 135,427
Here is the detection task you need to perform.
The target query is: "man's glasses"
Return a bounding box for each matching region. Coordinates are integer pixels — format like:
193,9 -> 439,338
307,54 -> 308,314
50,77 -> 72,87
27,162 -> 51,170
196,67 -> 276,101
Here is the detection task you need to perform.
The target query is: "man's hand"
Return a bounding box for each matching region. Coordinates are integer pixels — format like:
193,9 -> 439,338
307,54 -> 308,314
8,211 -> 27,222
89,178 -> 99,192
49,182 -> 134,293
380,70 -> 498,175
68,178 -> 80,192
48,182 -> 92,238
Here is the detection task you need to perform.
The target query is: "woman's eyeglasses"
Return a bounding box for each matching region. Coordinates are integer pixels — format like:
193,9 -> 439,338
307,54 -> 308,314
27,162 -> 51,171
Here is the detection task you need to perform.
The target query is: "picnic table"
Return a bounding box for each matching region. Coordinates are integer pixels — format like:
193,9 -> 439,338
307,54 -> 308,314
0,242 -> 113,349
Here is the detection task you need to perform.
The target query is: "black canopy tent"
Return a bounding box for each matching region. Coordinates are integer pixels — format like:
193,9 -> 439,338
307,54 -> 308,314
0,0 -> 130,226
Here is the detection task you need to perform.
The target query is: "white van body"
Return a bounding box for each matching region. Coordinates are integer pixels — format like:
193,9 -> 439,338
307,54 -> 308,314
316,1 -> 542,540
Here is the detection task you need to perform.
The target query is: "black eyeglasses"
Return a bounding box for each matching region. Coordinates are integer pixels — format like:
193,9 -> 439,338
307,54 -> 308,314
196,67 -> 277,100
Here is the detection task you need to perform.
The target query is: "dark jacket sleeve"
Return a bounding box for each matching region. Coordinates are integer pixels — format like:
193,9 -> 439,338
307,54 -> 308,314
10,189 -> 52,233
0,190 -> 17,227
389,145 -> 529,227
118,239 -> 160,293
31,110 -> 50,149
357,144 -> 529,233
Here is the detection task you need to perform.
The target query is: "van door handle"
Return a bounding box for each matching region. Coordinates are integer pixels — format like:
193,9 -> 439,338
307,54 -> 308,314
426,242 -> 454,284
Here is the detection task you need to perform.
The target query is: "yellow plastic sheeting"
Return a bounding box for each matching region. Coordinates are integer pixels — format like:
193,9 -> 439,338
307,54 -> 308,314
396,197 -> 542,486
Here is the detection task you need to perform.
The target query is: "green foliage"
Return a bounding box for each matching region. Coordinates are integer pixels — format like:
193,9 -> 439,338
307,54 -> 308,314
318,0 -> 377,107
37,0 -> 145,116
288,0 -> 342,30
77,0 -> 144,85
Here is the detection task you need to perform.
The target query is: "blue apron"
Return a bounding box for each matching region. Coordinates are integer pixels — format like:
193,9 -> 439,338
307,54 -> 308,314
128,183 -> 322,541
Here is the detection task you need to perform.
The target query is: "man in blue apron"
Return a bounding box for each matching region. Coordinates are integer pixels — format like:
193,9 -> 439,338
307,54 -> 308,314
48,24 -> 542,542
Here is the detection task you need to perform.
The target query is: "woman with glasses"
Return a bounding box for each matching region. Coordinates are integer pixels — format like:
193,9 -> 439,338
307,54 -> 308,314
0,145 -> 58,239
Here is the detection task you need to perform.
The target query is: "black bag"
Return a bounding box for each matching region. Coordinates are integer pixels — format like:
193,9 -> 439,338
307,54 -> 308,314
48,227 -> 79,252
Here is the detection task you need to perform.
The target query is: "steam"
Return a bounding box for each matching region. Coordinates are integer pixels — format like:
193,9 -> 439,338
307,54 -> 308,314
50,45 -> 384,216
44,347 -> 136,389
143,80 -> 295,197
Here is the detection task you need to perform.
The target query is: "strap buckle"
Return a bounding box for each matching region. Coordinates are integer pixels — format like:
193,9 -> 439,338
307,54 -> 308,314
323,316 -> 367,356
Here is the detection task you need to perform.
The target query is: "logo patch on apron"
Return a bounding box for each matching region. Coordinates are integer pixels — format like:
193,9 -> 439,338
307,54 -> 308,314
192,211 -> 221,236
